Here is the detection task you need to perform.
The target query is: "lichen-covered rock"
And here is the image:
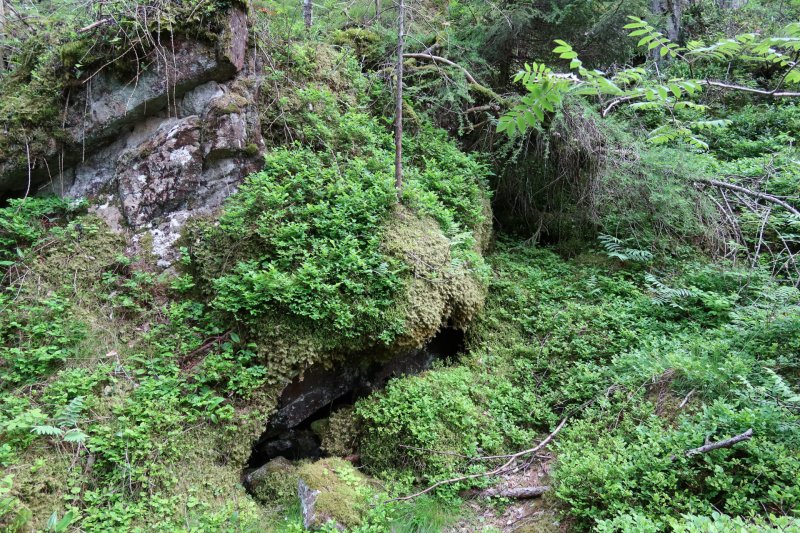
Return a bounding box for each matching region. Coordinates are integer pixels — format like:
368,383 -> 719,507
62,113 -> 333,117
64,8 -> 248,152
297,458 -> 370,531
0,7 -> 251,197
41,74 -> 265,266
117,117 -> 203,228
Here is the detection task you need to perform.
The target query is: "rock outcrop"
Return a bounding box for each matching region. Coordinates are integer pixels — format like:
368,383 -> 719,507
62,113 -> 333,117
0,6 -> 249,194
1,6 -> 261,266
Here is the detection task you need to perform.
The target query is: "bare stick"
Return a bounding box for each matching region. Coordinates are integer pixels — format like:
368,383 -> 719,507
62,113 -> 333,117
387,417 -> 568,502
695,178 -> 800,217
402,53 -> 479,87
78,18 -> 112,33
686,429 -> 753,457
701,80 -> 800,98
464,103 -> 501,114
601,80 -> 800,118
678,388 -> 695,409
480,486 -> 550,499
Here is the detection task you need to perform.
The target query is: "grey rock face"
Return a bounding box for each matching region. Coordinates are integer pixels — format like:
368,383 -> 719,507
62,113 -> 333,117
0,7 -> 251,203
26,17 -> 264,266
298,479 -> 323,531
117,117 -> 204,228
180,81 -> 225,117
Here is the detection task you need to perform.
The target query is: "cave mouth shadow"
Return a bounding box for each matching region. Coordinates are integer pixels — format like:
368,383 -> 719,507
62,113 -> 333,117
244,327 -> 466,473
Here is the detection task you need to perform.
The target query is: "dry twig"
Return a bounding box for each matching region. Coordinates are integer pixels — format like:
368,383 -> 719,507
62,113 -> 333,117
387,417 -> 568,502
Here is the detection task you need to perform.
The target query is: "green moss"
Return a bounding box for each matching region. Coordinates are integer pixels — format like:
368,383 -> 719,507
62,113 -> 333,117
298,458 -> 371,528
331,28 -> 383,66
244,143 -> 260,157
249,458 -> 301,507
320,407 -> 360,457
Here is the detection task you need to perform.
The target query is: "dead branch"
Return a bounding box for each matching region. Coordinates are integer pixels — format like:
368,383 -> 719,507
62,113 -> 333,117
386,417 -> 568,502
480,486 -> 550,499
401,52 -> 503,103
601,95 -> 638,117
78,18 -> 112,33
601,80 -> 800,118
695,178 -> 800,217
678,389 -> 695,409
701,80 -> 800,98
403,53 -> 479,84
686,428 -> 753,457
464,103 -> 501,114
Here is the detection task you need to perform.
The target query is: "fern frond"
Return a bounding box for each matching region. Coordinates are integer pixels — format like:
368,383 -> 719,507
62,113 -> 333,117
55,396 -> 85,428
31,425 -> 64,437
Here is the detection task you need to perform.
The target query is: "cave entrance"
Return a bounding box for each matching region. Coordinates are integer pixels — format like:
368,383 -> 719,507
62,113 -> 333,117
244,327 -> 466,474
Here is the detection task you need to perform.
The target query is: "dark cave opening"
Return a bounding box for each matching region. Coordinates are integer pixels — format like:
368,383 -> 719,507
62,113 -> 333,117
244,327 -> 466,475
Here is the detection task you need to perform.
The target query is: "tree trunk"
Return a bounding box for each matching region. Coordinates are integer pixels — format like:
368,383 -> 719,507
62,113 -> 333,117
375,0 -> 381,19
394,0 -> 404,199
651,0 -> 682,42
0,0 -> 6,71
303,0 -> 312,29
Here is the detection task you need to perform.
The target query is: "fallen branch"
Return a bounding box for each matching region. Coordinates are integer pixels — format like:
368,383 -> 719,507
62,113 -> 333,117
78,18 -> 112,33
686,428 -> 753,457
601,95 -> 639,117
695,178 -> 800,217
387,417 -> 568,503
402,52 -> 504,104
678,389 -> 695,409
671,429 -> 753,461
480,486 -> 550,499
701,80 -> 800,98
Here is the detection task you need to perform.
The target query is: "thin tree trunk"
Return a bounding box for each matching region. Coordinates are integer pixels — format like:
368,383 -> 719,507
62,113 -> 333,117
394,0 -> 404,199
0,0 -> 6,71
303,0 -> 312,29
375,0 -> 381,19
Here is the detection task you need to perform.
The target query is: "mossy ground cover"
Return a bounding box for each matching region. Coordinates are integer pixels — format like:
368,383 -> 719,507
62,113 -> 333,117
353,239 -> 800,531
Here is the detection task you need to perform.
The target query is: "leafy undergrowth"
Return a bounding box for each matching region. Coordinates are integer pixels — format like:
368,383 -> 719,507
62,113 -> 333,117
0,44 -> 491,530
353,238 -> 800,531
185,45 -> 491,376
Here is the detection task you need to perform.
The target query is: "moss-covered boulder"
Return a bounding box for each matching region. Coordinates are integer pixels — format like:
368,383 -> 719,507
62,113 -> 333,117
297,458 -> 373,531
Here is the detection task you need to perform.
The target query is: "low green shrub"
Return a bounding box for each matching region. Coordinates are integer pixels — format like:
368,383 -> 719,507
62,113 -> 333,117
354,238 -> 800,529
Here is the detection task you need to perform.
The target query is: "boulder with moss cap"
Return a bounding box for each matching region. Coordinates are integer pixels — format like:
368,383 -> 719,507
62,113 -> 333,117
297,458 -> 373,530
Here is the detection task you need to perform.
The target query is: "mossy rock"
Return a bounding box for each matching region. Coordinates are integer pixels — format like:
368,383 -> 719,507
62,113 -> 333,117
320,407 -> 360,457
247,457 -> 301,508
297,458 -> 372,530
382,206 -> 488,354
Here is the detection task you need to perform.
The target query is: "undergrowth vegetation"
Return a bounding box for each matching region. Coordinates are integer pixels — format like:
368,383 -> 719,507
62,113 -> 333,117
1,0 -> 799,531
354,239 -> 800,530
0,36 -> 491,531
